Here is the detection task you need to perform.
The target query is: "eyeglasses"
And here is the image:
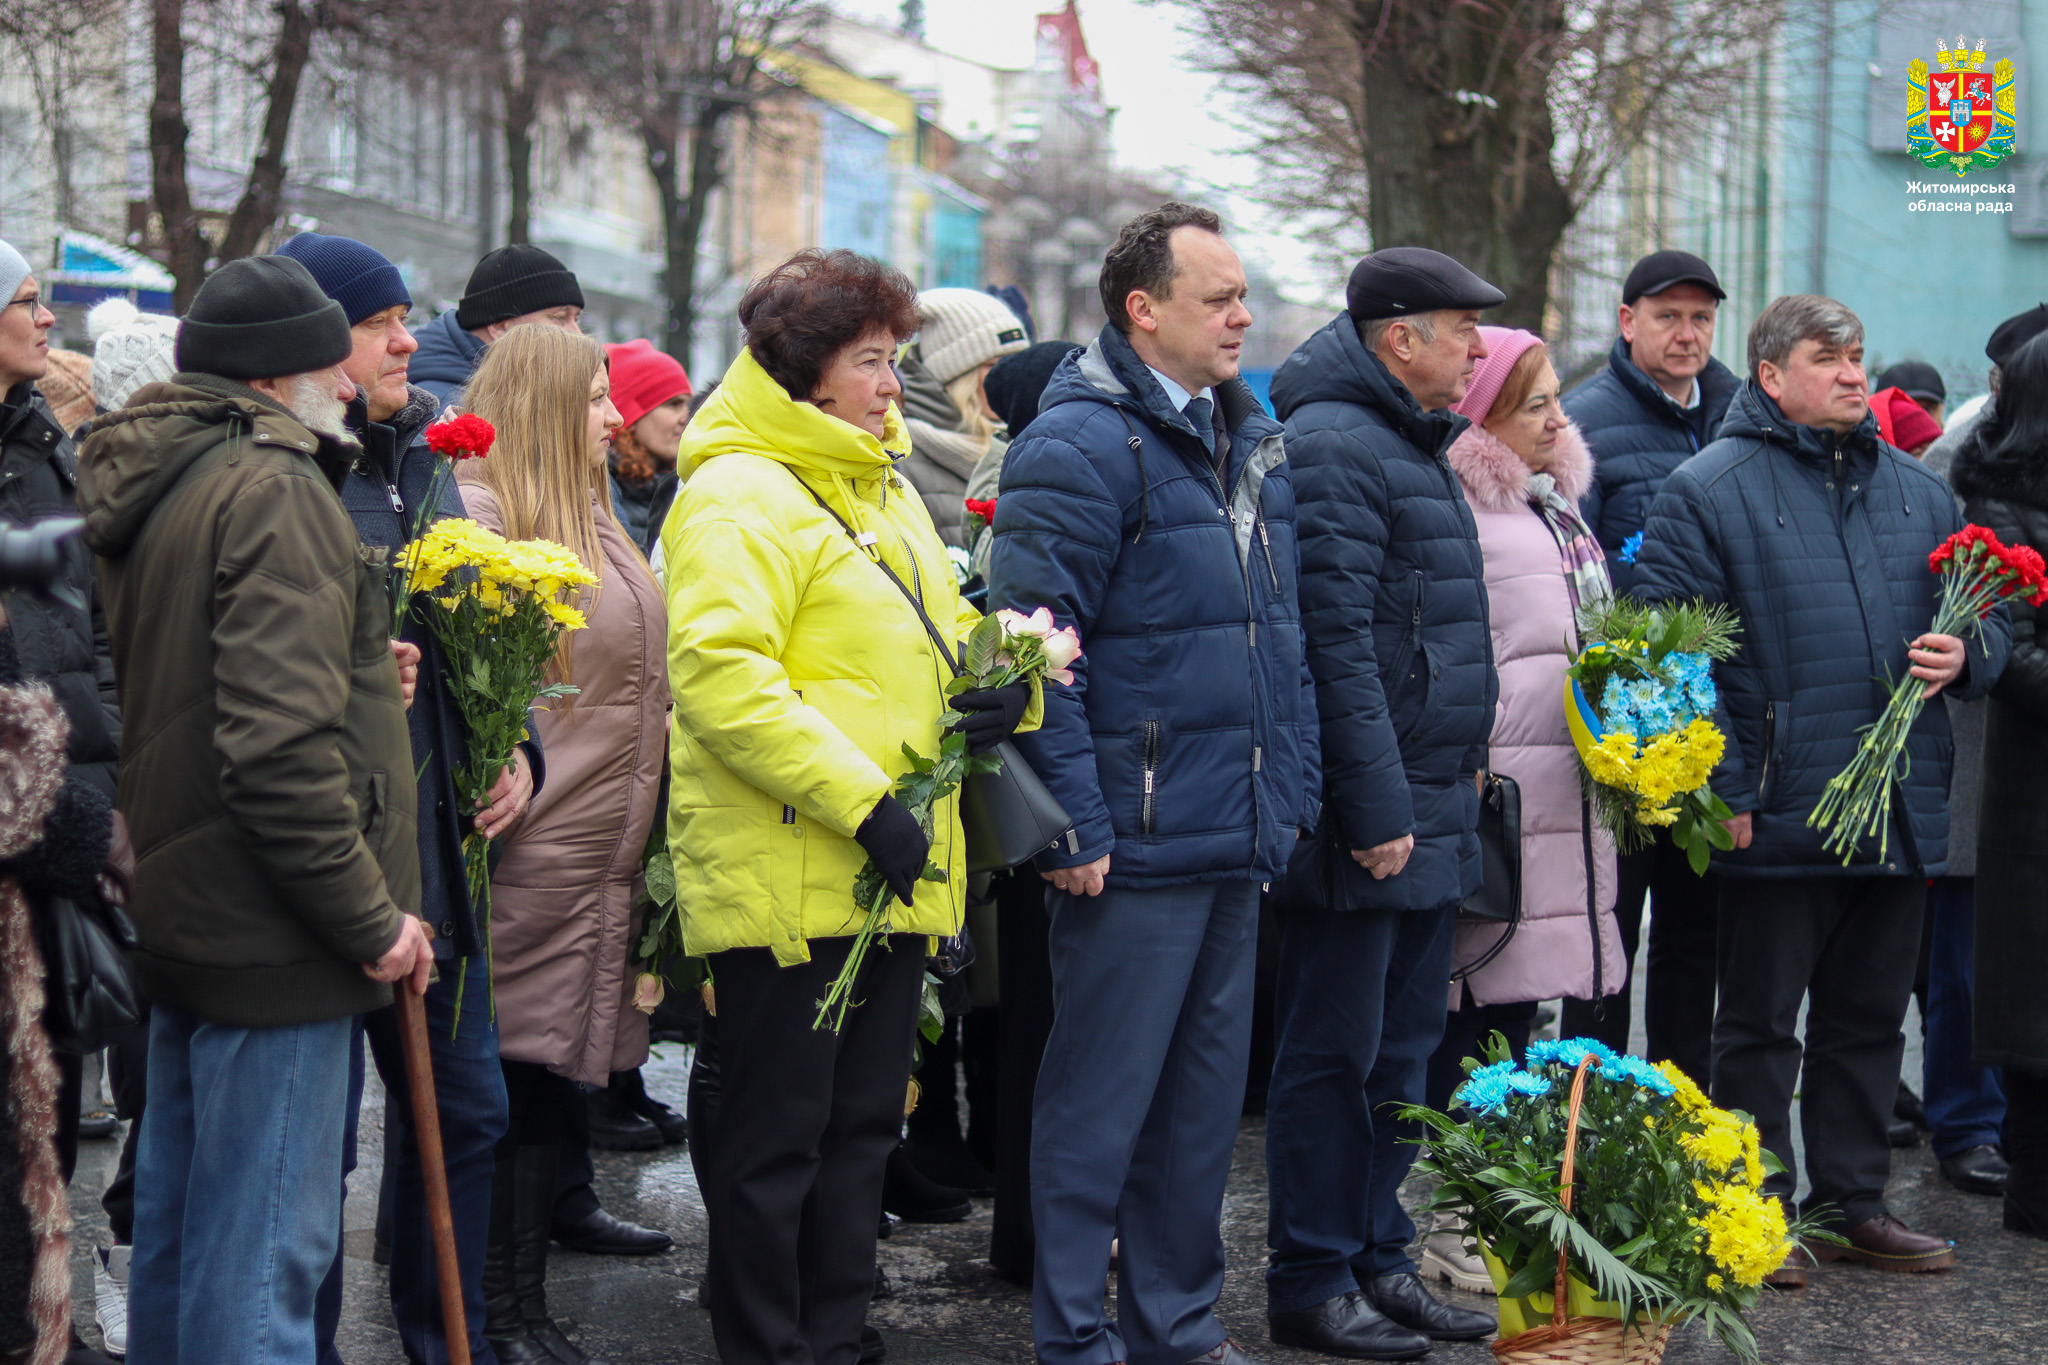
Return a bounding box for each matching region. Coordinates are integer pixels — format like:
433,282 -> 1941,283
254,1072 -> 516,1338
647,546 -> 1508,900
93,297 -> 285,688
3,293 -> 42,315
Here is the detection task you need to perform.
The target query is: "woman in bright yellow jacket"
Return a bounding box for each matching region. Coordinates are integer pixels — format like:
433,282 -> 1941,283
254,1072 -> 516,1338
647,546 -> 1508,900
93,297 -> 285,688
662,249 -> 1035,1365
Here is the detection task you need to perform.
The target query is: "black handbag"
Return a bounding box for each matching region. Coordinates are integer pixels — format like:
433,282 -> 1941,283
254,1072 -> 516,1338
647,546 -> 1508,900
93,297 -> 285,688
785,469 -> 1074,872
1453,773 -> 1522,981
35,890 -> 144,1055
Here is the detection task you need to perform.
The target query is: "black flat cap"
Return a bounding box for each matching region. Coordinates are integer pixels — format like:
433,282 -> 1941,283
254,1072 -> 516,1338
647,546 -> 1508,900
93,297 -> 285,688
1874,360 -> 1946,404
1988,305 -> 2048,371
1346,247 -> 1505,322
1622,250 -> 1725,305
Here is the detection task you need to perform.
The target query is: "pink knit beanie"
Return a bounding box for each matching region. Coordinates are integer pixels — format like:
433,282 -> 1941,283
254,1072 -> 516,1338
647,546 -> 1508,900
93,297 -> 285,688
1453,326 -> 1545,423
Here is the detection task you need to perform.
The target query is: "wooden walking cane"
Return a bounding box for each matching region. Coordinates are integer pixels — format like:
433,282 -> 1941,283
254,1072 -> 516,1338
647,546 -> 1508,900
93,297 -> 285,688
395,979 -> 473,1365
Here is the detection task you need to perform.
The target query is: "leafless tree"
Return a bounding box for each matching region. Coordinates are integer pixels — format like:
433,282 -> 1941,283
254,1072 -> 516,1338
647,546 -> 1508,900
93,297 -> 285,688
1162,0 -> 1784,331
583,0 -> 815,359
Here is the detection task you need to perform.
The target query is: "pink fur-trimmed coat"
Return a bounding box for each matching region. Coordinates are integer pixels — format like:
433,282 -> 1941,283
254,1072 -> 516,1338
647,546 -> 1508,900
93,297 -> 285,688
1446,420 -> 1626,1008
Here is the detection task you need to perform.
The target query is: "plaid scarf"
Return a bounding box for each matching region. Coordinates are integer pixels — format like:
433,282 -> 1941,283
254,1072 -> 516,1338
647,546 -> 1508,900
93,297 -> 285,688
1528,470 -> 1612,624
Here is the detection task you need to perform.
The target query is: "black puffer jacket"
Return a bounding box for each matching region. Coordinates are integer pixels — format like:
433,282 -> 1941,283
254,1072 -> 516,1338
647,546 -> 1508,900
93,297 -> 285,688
1272,315 -> 1496,913
1951,426 -> 2048,1069
1564,338 -> 1739,597
1631,382 -> 2010,877
0,383 -> 119,801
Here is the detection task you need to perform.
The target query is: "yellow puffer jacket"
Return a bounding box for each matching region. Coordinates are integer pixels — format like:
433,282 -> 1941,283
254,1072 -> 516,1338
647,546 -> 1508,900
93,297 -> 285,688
660,347 -> 1035,964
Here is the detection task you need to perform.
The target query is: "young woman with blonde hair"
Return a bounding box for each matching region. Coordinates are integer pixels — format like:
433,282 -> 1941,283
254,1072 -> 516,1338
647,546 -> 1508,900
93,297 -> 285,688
456,322 -> 670,1365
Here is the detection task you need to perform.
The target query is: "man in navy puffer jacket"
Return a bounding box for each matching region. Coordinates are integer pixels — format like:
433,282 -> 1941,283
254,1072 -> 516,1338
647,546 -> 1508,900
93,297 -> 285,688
1263,248 -> 1501,1358
1632,294 -> 2010,1283
990,203 -> 1318,1365
1559,251 -> 1740,1073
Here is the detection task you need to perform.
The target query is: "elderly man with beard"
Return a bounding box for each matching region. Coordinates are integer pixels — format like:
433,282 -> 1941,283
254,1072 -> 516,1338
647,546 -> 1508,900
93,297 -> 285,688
77,254 -> 433,1365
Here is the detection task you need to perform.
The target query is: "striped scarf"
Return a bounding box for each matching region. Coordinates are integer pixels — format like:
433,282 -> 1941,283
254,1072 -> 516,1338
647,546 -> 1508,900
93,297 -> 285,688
1528,471 -> 1612,622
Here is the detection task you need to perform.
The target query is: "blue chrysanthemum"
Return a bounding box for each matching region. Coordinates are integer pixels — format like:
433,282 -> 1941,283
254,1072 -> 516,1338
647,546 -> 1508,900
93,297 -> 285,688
1601,1054 -> 1678,1097
1526,1037 -> 1621,1072
1618,531 -> 1644,564
1453,1059 -> 1553,1113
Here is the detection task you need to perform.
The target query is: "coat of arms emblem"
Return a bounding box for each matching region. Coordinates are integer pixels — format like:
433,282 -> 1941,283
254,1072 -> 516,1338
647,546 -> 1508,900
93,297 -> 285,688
1909,36 -> 2016,176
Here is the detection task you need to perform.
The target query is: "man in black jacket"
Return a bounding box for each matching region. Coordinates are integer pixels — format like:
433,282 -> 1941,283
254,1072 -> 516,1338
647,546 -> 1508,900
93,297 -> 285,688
282,231 -> 559,1365
1559,250 -> 1739,1079
1632,294 -> 2009,1284
1264,249 -> 1502,1359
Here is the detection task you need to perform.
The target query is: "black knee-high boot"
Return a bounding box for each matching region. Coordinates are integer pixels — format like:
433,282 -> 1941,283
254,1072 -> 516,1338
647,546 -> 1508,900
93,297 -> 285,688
2004,1069 -> 2048,1236
484,1146 -> 557,1365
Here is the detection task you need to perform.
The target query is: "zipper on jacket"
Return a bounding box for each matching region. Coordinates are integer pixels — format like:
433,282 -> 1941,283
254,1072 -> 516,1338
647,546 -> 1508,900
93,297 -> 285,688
1142,720 -> 1160,835
1258,515 -> 1279,590
785,690 -> 801,823
1757,701 -> 1777,804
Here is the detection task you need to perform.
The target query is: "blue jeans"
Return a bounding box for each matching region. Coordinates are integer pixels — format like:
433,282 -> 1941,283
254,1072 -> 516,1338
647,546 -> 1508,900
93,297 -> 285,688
316,950 -> 508,1365
1266,902 -> 1458,1312
128,1004 -> 354,1365
1923,877 -> 2005,1157
1030,880 -> 1260,1365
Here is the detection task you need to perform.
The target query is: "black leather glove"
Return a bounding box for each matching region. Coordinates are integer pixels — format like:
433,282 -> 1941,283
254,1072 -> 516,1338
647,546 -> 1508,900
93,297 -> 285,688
854,794 -> 931,908
950,680 -> 1031,755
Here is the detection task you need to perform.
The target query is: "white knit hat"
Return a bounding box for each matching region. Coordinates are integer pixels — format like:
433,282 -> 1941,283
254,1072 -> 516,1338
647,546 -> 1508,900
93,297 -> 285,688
87,297 -> 180,411
915,288 -> 1029,386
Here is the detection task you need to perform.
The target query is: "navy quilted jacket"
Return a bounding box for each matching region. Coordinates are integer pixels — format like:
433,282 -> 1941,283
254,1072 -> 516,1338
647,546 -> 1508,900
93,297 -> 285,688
1271,315 -> 1496,913
987,326 -> 1320,887
1630,382 -> 2010,877
1565,337 -> 1740,597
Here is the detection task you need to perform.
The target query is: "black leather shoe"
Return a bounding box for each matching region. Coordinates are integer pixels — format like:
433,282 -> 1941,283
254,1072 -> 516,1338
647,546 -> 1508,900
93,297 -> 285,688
550,1205 -> 674,1256
1887,1117 -> 1920,1148
1940,1144 -> 2010,1196
1897,1080 -> 1929,1130
613,1067 -> 688,1145
858,1325 -> 887,1363
1365,1271 -> 1495,1342
587,1086 -> 663,1151
881,1143 -> 972,1223
1268,1290 -> 1430,1361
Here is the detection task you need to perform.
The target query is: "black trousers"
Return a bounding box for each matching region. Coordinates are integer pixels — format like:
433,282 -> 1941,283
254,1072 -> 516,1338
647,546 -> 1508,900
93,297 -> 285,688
705,935 -> 925,1365
1562,839 -> 1719,1083
1711,876 -> 1925,1228
990,872 -> 1054,1284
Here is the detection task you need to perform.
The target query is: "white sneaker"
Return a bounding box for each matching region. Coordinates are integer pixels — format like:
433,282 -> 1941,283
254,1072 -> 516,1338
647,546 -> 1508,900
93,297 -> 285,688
94,1243 -> 128,1357
1419,1227 -> 1495,1296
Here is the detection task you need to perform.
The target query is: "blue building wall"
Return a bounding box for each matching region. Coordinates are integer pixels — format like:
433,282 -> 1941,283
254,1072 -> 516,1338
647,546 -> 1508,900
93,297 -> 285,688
821,105 -> 893,261
1770,2 -> 2048,399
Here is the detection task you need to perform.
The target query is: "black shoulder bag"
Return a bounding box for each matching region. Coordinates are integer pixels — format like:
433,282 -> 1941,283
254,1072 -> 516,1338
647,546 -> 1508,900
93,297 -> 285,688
1453,771 -> 1522,982
784,469 -> 1074,874
36,889 -> 144,1054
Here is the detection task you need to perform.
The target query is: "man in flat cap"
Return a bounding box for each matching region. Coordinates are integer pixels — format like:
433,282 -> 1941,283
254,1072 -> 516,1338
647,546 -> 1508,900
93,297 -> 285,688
1558,248 -> 1737,1084
1262,247 -> 1502,1358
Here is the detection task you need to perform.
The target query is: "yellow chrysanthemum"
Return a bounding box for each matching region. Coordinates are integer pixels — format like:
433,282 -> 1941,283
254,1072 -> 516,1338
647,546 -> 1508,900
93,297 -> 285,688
1657,1060 -> 1710,1113
1693,1179 -> 1793,1288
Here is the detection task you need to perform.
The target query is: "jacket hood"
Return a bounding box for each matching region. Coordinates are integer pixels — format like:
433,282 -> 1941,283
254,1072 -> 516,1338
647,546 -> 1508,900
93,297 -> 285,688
1269,313 -> 1465,457
1035,324 -> 1278,450
410,310 -> 486,392
348,382 -> 441,451
1948,408 -> 2048,508
897,350 -> 962,429
677,345 -> 908,481
1714,379 -> 1885,467
1602,334 -> 1740,425
77,375 -> 355,557
1448,418 -> 1594,510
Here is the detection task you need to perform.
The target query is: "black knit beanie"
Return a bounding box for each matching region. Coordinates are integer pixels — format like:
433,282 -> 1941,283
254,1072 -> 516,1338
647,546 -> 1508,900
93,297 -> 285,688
984,341 -> 1081,437
174,255 -> 351,380
456,244 -> 585,330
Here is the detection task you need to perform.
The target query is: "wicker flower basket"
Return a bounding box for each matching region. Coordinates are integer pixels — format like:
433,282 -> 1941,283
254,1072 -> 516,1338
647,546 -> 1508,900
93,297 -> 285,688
1488,1060 -> 1678,1365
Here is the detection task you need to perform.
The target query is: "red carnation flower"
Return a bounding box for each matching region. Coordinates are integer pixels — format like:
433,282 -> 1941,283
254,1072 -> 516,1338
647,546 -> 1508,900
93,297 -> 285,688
964,497 -> 996,522
426,413 -> 496,460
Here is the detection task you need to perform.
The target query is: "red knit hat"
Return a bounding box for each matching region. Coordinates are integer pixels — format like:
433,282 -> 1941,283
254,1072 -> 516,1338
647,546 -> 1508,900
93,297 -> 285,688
605,339 -> 692,430
1873,385 -> 1942,453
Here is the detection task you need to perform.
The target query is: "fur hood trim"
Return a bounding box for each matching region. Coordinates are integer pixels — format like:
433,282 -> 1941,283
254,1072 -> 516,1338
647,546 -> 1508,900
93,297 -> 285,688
1948,421 -> 2048,509
1448,418 -> 1594,511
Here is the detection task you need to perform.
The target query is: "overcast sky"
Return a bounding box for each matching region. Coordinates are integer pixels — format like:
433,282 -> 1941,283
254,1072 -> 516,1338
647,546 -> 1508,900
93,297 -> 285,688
833,0 -> 1337,304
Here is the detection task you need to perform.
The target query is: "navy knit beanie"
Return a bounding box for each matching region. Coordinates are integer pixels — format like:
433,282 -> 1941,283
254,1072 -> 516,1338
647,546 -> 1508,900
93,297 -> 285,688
276,232 -> 411,325
457,244 -> 584,330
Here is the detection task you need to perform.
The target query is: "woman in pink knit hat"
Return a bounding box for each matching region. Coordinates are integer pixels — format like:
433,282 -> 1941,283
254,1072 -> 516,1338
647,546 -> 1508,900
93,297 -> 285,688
1417,327 -> 1626,1293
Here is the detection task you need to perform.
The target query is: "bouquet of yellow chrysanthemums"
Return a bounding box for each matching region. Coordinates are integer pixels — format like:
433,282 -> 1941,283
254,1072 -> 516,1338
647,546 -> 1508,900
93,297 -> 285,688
1564,599 -> 1740,874
399,516 -> 595,994
1403,1037 -> 1837,1364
